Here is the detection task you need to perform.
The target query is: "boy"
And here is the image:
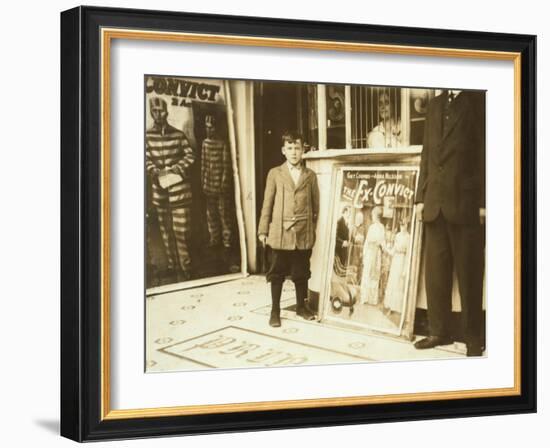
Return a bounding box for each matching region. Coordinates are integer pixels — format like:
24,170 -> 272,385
258,131 -> 320,327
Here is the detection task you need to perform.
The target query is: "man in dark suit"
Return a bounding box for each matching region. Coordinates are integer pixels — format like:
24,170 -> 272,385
414,89 -> 485,357
335,206 -> 351,267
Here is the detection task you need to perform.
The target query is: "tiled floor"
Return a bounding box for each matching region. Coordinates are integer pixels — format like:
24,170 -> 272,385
146,275 -> 467,373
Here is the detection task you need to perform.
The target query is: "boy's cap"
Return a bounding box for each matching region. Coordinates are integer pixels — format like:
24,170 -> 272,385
149,97 -> 167,111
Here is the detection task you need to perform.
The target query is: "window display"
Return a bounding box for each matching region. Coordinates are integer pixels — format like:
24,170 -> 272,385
145,76 -> 246,291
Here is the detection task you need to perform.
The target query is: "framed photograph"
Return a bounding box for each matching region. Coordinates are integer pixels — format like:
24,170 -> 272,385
61,6 -> 536,442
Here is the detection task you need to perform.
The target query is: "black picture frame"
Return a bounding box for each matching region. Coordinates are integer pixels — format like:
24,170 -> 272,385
61,5 -> 536,442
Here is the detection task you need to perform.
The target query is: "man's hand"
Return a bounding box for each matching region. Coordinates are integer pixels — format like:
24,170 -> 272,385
258,234 -> 268,247
416,203 -> 424,221
479,208 -> 486,225
169,165 -> 187,179
342,241 -> 349,248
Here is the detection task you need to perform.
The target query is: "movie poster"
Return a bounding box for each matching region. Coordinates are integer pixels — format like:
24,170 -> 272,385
144,76 -> 246,291
321,166 -> 419,335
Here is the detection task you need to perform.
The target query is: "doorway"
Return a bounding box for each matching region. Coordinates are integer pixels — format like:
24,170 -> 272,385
254,81 -> 300,272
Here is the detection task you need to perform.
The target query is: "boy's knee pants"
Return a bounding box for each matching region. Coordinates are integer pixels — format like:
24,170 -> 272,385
267,249 -> 312,283
267,249 -> 311,311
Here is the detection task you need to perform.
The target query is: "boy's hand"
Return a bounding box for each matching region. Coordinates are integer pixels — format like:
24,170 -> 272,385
258,234 -> 267,247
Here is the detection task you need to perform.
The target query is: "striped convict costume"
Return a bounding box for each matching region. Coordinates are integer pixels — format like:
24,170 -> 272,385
201,135 -> 233,248
146,113 -> 196,275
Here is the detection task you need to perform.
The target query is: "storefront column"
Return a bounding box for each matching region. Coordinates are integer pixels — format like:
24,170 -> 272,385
229,80 -> 257,271
305,157 -> 334,298
345,85 -> 352,149
317,84 -> 327,151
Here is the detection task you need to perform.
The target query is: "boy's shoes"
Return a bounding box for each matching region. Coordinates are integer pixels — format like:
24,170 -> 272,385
269,312 -> 281,327
296,304 -> 317,321
413,336 -> 453,350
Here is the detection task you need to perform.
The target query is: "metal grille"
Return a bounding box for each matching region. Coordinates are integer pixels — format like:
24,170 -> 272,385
297,84 -> 319,151
351,86 -> 402,149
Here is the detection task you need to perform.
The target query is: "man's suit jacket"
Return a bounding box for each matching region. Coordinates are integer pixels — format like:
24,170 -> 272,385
416,90 -> 486,224
336,216 -> 350,261
258,162 -> 320,250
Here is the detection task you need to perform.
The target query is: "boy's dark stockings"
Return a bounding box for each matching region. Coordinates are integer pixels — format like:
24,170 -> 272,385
270,280 -> 316,326
269,281 -> 283,327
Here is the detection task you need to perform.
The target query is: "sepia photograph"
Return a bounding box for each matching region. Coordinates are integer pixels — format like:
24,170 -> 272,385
144,75 -> 486,372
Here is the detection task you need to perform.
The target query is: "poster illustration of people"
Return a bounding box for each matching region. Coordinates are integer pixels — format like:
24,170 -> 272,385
145,75 -> 246,291
321,166 -> 419,335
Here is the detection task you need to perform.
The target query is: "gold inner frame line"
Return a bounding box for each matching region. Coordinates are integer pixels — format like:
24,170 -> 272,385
100,27 -> 522,421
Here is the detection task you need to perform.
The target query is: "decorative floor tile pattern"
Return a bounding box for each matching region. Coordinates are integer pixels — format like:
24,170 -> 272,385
159,326 -> 372,369
146,276 -> 464,372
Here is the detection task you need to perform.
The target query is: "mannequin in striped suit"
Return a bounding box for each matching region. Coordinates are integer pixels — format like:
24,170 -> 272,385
146,97 -> 196,281
201,114 -> 233,251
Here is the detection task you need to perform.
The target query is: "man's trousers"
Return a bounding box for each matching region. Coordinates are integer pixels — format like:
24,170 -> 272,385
424,213 -> 485,347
